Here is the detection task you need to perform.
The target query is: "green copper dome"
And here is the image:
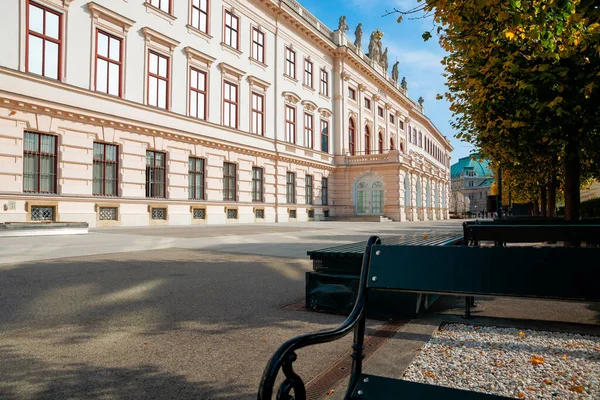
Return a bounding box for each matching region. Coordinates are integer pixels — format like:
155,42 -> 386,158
450,153 -> 493,179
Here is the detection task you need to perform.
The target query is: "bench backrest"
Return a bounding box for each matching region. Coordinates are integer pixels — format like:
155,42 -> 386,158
463,224 -> 600,243
367,245 -> 600,302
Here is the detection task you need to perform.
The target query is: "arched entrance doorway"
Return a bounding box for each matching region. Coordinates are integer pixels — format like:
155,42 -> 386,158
355,176 -> 384,215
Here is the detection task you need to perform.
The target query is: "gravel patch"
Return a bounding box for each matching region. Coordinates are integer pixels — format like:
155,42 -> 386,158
403,323 -> 600,399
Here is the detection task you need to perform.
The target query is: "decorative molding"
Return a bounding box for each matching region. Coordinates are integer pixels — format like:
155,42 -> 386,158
142,27 -> 180,53
373,94 -> 381,102
87,2 -> 135,34
219,62 -> 246,81
341,71 -> 351,82
184,47 -> 216,70
34,0 -> 74,10
282,91 -> 301,105
301,100 -> 318,112
358,84 -> 367,92
318,107 -> 333,119
248,75 -> 271,90
143,2 -> 176,25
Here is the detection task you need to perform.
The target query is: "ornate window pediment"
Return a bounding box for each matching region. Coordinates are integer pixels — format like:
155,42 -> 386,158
87,2 -> 135,35
142,27 -> 180,53
318,107 -> 333,119
301,100 -> 318,112
185,47 -> 216,70
248,75 -> 270,91
219,62 -> 246,81
282,91 -> 301,105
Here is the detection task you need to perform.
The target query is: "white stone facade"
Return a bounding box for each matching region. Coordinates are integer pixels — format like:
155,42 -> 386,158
0,0 -> 452,227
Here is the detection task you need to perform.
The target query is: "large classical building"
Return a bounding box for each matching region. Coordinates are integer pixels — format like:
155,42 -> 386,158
450,153 -> 494,214
0,0 -> 452,227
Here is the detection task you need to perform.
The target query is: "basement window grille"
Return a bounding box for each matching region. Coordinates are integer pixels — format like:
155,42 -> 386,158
31,206 -> 54,221
151,208 -> 167,220
255,209 -> 265,219
227,209 -> 238,219
193,208 -> 206,220
289,209 -> 297,219
99,207 -> 118,221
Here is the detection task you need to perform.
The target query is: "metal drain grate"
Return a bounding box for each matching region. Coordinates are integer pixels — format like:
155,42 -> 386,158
304,320 -> 407,400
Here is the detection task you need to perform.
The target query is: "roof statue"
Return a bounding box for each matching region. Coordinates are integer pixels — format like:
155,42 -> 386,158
338,16 -> 348,33
392,61 -> 399,83
354,23 -> 363,49
381,47 -> 389,72
368,30 -> 384,64
418,96 -> 424,107
401,77 -> 407,90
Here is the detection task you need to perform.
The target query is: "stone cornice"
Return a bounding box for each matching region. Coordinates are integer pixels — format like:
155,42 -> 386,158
87,2 -> 136,32
219,62 -> 246,81
142,27 -> 180,53
184,46 -> 216,69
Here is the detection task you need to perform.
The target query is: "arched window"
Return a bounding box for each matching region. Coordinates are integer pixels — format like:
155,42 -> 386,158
390,137 -> 395,150
378,132 -> 383,154
364,125 -> 370,155
348,118 -> 356,155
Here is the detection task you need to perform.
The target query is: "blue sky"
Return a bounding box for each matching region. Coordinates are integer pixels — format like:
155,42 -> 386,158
297,0 -> 474,162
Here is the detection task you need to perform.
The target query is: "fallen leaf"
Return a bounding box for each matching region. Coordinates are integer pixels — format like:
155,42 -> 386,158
530,355 -> 544,365
570,386 -> 584,393
422,234 -> 429,238
543,379 -> 553,385
326,389 -> 335,396
519,331 -> 526,337
422,371 -> 436,379
562,354 -> 567,361
527,387 -> 536,391
517,393 -> 525,398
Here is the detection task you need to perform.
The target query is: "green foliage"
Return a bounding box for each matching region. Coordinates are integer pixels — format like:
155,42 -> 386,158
558,197 -> 600,217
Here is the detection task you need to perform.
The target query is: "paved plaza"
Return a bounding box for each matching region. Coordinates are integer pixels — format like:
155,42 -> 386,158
1,220 -> 598,399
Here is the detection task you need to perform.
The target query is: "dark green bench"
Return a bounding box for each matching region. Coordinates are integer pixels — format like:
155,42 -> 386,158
306,233 -> 463,318
463,223 -> 600,246
258,237 -> 600,400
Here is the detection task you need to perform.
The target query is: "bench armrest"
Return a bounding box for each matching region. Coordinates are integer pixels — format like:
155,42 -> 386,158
257,236 -> 381,400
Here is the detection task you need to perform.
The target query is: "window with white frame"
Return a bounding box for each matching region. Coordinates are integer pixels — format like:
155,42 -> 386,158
224,10 -> 239,49
285,105 -> 296,144
191,0 -> 209,33
304,113 -> 314,149
320,119 -> 329,153
251,92 -> 265,135
251,27 -> 265,63
27,1 -> 62,80
285,46 -> 296,79
304,59 -> 313,88
95,30 -> 122,97
147,0 -> 171,14
148,50 -> 169,109
223,80 -> 238,129
320,68 -> 329,96
189,67 -> 207,120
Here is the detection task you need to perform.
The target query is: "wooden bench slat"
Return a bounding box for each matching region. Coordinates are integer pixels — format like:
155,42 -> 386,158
465,225 -> 600,242
350,374 -> 512,399
368,245 -> 600,302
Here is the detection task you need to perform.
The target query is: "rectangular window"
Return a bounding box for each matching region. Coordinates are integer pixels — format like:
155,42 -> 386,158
320,120 -> 329,153
188,157 -> 205,200
93,142 -> 119,196
148,51 -> 169,109
147,0 -> 171,13
286,172 -> 296,204
378,107 -> 384,117
27,1 -> 62,80
223,80 -> 239,129
251,92 -> 265,135
304,113 -> 314,149
191,0 -> 208,34
23,132 -> 57,193
252,167 -> 264,202
399,121 -> 404,130
223,162 -> 237,201
389,114 -> 395,124
252,27 -> 265,63
364,98 -> 371,110
348,87 -> 356,100
320,68 -> 329,96
285,105 -> 296,144
305,174 -> 313,205
304,59 -> 313,88
95,30 -> 122,97
146,150 -> 166,198
189,67 -> 207,120
285,46 -> 296,79
322,178 -> 328,206
224,10 -> 239,49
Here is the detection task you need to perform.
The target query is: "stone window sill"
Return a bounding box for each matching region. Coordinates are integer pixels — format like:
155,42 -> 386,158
186,24 -> 212,41
249,57 -> 268,69
302,84 -> 315,92
220,42 -> 242,56
144,3 -> 176,25
283,74 -> 299,84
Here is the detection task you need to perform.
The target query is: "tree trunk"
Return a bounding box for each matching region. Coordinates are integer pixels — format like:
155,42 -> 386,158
547,175 -> 557,218
540,186 -> 547,217
564,141 -> 581,221
533,199 -> 540,216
